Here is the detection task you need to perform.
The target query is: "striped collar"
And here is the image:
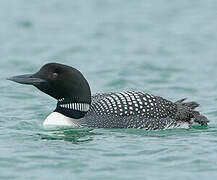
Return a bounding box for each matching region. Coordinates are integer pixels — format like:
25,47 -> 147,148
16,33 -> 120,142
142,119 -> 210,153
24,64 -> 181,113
58,98 -> 90,112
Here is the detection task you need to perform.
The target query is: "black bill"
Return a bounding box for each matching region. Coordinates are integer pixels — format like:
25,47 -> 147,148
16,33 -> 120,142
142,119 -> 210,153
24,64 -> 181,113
7,74 -> 46,85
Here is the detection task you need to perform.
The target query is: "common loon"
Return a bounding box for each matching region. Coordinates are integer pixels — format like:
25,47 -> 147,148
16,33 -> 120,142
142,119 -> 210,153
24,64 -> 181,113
8,63 -> 209,130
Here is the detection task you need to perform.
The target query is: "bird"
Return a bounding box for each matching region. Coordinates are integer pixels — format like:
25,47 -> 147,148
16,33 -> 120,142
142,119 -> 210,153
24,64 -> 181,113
8,63 -> 209,130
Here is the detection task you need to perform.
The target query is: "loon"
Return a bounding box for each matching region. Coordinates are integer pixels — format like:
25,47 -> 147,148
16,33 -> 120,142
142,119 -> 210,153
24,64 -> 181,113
8,63 -> 209,130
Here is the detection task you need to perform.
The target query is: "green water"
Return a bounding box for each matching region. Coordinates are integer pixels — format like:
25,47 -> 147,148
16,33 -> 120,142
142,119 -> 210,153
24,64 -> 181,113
1,0 -> 217,179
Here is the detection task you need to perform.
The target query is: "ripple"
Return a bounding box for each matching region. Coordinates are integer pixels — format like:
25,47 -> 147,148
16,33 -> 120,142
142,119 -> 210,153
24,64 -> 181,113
1,0 -> 217,179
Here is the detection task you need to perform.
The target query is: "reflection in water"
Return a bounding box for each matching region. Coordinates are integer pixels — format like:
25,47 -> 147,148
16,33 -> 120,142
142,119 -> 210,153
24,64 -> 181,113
38,128 -> 100,143
103,125 -> 209,138
38,125 -> 210,144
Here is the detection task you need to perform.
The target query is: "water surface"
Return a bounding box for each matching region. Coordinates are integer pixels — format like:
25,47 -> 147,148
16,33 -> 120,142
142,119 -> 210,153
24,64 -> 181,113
1,0 -> 217,179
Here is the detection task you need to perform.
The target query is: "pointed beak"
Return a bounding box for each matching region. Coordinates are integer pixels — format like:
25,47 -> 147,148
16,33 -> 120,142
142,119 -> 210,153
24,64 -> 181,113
7,74 -> 47,85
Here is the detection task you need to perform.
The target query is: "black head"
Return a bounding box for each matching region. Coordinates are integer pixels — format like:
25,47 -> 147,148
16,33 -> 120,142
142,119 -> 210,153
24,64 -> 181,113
8,63 -> 91,118
8,63 -> 91,103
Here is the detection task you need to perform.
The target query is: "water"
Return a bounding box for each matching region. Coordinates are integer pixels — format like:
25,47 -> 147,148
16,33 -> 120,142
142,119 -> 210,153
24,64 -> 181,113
1,0 -> 217,179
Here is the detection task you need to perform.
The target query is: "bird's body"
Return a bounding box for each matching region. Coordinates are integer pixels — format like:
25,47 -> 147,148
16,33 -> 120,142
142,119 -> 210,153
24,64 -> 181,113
44,91 -> 207,130
8,63 -> 209,130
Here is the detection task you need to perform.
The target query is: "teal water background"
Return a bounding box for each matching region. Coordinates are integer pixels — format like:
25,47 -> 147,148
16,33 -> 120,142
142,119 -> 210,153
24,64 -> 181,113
1,0 -> 217,179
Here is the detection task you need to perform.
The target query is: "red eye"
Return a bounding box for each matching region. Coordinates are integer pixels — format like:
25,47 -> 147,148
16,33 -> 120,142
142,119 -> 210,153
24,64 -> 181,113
52,73 -> 58,79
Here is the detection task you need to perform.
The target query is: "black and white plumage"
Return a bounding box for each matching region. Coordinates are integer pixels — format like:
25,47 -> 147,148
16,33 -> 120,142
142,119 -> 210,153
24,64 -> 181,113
81,91 -> 207,130
8,63 -> 209,130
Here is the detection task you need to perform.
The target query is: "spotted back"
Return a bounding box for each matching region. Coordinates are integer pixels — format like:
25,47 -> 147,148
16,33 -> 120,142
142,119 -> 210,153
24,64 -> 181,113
89,91 -> 177,119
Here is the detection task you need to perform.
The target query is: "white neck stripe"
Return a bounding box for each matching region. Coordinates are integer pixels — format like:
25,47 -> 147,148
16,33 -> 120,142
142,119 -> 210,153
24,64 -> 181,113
59,103 -> 90,112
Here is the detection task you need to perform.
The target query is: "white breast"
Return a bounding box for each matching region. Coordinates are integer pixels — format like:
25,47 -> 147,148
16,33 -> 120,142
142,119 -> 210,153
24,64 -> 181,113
43,112 -> 80,127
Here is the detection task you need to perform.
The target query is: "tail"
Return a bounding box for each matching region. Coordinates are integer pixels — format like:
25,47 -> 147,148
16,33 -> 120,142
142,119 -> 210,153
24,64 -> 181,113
175,98 -> 199,109
175,98 -> 209,126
